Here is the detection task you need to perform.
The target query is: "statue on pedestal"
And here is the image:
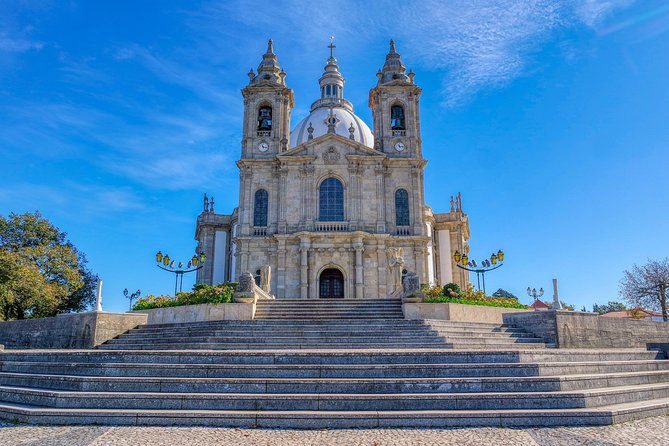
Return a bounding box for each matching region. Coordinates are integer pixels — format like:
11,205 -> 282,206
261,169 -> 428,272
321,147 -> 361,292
386,247 -> 404,294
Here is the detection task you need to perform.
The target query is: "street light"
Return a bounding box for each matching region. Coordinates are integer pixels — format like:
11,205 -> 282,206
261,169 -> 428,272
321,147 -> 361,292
155,250 -> 206,295
453,249 -> 505,294
527,286 -> 544,302
123,288 -> 141,311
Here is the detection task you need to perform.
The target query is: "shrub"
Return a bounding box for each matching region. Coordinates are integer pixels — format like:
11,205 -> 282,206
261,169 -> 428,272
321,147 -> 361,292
442,283 -> 461,298
132,282 -> 238,311
421,285 -> 443,299
425,284 -> 528,309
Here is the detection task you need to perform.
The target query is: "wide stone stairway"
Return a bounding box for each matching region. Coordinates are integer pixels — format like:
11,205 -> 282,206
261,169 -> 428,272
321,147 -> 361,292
0,299 -> 668,427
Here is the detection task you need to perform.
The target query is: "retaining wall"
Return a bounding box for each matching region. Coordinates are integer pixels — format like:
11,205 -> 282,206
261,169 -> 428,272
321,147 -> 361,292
133,302 -> 255,325
503,310 -> 669,348
0,312 -> 147,349
403,302 -> 528,324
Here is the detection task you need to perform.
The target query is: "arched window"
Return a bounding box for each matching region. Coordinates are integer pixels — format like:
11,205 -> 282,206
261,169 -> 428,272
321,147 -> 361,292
257,106 -> 272,131
391,105 -> 405,130
395,188 -> 410,226
319,178 -> 344,221
254,189 -> 268,227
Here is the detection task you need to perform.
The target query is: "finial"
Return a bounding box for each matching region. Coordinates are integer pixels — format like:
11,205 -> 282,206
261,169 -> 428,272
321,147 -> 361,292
209,196 -> 215,213
408,68 -> 415,83
328,35 -> 336,59
247,68 -> 255,81
349,123 -> 355,140
307,122 -> 314,140
204,193 -> 209,213
267,39 -> 274,54
450,196 -> 455,212
389,39 -> 396,54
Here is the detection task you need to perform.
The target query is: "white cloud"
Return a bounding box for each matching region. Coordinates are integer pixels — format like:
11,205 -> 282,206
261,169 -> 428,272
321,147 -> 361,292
0,36 -> 44,53
196,0 -> 636,105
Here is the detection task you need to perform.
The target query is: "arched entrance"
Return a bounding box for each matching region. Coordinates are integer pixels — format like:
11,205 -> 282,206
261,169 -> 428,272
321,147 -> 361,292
319,268 -> 344,299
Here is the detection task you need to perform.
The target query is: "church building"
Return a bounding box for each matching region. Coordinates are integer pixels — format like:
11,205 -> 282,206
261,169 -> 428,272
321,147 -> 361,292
195,40 -> 470,298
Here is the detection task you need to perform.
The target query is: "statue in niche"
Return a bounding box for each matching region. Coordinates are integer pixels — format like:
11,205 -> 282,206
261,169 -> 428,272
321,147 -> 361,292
259,265 -> 271,294
386,247 -> 405,294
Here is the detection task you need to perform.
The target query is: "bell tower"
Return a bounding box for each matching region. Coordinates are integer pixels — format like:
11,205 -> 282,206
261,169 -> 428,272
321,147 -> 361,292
369,40 -> 422,158
241,39 -> 294,158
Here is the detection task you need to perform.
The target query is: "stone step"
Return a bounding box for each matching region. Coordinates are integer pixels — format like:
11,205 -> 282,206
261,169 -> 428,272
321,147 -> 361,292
118,327 -> 444,339
4,359 -> 668,379
3,370 -> 669,394
3,398 -> 669,427
1,349 -> 660,365
112,335 -> 445,343
2,382 -> 668,411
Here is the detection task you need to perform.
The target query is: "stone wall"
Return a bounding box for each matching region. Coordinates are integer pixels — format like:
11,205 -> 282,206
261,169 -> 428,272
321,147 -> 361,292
403,302 -> 528,324
133,302 -> 255,325
0,312 -> 147,349
503,310 -> 669,348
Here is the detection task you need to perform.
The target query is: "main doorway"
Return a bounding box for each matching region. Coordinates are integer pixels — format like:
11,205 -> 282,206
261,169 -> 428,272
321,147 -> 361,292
319,268 -> 345,299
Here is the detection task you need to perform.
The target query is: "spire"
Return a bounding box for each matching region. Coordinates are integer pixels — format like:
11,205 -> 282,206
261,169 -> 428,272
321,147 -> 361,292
378,39 -> 411,85
248,38 -> 285,86
310,38 -> 353,113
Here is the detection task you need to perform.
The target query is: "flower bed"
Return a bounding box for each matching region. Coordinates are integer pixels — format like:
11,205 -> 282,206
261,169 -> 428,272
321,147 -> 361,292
132,283 -> 237,311
421,283 -> 528,310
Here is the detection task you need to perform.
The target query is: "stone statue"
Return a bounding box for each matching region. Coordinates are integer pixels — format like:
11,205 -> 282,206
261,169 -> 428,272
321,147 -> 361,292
403,271 -> 420,296
238,272 -> 255,293
259,265 -> 271,294
387,247 -> 404,293
203,193 -> 209,213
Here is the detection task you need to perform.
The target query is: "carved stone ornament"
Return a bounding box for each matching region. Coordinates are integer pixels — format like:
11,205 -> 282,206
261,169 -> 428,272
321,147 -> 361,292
323,147 -> 341,164
238,272 -> 255,292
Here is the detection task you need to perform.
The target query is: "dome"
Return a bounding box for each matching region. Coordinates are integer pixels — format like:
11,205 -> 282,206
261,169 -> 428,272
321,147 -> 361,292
289,41 -> 375,149
290,107 -> 374,148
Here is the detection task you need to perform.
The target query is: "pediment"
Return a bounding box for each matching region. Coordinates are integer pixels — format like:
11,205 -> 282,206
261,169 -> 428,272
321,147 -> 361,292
280,133 -> 384,161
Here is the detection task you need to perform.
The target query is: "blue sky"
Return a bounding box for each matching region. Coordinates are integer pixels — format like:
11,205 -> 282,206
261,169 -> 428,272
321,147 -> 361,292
1,0 -> 668,312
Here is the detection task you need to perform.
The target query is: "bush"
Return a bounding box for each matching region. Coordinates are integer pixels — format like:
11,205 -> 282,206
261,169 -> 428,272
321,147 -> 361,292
425,284 -> 528,309
132,283 -> 238,311
421,285 -> 443,299
442,283 -> 461,298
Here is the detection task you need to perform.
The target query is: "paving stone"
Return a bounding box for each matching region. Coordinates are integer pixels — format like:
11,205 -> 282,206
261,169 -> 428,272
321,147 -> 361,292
0,415 -> 668,445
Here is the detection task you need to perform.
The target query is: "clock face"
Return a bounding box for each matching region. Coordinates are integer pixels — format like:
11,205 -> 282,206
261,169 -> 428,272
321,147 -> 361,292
394,142 -> 405,152
258,142 -> 269,152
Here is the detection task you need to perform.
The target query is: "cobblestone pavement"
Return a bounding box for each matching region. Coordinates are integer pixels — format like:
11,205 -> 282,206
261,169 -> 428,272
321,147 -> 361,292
0,416 -> 667,446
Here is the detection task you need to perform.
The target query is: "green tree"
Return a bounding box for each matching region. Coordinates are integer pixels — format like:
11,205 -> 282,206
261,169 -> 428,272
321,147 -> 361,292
592,301 -> 627,314
620,258 -> 669,321
492,288 -> 518,300
0,212 -> 95,320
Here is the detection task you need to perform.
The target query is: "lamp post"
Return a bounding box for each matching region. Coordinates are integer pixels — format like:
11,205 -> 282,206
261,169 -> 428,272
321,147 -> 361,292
453,250 -> 504,294
527,286 -> 544,306
155,250 -> 206,296
123,288 -> 141,311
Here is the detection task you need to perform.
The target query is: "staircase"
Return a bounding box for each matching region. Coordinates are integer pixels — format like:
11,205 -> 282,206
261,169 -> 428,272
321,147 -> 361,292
97,299 -> 547,350
0,299 -> 668,427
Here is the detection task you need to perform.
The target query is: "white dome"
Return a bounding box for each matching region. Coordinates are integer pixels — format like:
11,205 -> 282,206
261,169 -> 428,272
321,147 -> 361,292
290,107 -> 375,149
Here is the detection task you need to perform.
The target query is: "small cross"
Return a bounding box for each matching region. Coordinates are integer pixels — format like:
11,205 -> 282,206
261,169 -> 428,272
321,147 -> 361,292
328,35 -> 335,58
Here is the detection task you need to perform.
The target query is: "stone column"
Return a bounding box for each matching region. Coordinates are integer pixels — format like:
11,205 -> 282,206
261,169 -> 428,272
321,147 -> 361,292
375,163 -> 386,232
299,236 -> 310,299
277,162 -> 288,233
353,237 -> 364,299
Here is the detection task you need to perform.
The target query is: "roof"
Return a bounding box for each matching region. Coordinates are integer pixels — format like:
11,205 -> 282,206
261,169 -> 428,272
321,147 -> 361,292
600,309 -> 662,319
290,107 -> 374,149
529,299 -> 551,310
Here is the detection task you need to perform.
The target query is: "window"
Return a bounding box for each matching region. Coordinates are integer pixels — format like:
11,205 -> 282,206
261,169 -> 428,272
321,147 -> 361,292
332,85 -> 338,97
319,178 -> 344,221
391,105 -> 405,130
257,106 -> 272,131
254,189 -> 268,227
395,188 -> 410,226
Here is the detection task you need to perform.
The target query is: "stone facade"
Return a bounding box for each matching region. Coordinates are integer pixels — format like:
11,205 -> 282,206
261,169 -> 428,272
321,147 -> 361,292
195,40 -> 470,298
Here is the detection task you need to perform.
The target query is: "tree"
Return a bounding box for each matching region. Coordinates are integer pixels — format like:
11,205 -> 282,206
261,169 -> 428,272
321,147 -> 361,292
592,301 -> 627,315
0,212 -> 96,320
492,288 -> 518,300
619,258 -> 669,322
